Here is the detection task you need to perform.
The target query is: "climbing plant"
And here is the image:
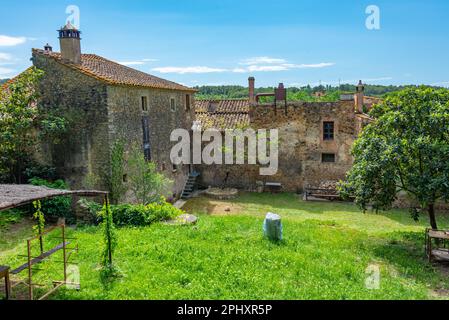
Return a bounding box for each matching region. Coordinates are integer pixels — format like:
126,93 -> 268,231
99,197 -> 117,270
32,200 -> 45,254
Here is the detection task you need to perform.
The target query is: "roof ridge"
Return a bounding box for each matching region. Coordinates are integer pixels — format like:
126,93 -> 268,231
32,49 -> 196,92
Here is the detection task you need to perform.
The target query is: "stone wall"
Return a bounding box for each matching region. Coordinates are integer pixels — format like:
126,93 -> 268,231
198,101 -> 360,193
107,86 -> 195,198
32,53 -> 110,190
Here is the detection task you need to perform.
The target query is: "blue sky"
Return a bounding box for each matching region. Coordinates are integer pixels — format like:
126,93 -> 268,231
1,0 -> 449,87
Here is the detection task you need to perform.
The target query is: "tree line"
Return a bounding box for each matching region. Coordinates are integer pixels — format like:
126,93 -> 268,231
194,84 -> 433,102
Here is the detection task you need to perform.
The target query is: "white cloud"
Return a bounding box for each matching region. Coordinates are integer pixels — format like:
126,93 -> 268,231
247,65 -> 289,72
291,63 -> 335,69
152,66 -> 228,74
240,56 -> 287,65
151,57 -> 335,75
0,35 -> 26,47
117,58 -> 159,66
118,61 -> 146,66
0,53 -> 13,64
0,67 -> 16,77
431,81 -> 449,87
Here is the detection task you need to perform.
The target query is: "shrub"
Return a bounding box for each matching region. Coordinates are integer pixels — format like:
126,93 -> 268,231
82,199 -> 183,227
28,178 -> 73,222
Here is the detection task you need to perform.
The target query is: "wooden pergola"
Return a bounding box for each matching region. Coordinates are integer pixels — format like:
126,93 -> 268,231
0,184 -> 108,211
0,184 -> 108,300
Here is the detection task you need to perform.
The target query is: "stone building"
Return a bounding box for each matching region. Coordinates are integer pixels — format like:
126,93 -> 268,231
25,22 -> 375,199
194,78 -> 372,193
31,23 -> 196,197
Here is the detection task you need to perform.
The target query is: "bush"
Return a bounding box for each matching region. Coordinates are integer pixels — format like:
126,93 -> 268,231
82,199 -> 183,227
28,178 -> 73,222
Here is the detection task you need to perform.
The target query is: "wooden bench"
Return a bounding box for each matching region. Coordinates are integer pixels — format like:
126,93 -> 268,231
425,229 -> 449,263
0,265 -> 10,300
305,188 -> 340,201
264,182 -> 282,193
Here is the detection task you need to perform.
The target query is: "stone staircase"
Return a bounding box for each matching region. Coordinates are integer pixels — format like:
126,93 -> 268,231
181,172 -> 200,200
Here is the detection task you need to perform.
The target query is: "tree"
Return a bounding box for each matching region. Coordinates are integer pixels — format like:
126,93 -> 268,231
0,68 -> 44,183
340,87 -> 449,229
127,143 -> 172,205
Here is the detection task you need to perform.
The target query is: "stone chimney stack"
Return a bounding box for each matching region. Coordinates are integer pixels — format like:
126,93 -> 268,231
248,77 -> 255,104
44,43 -> 53,53
355,80 -> 365,113
58,22 -> 81,64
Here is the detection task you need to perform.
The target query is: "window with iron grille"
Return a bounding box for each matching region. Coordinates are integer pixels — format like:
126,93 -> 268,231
142,116 -> 151,161
322,153 -> 336,163
323,121 -> 335,141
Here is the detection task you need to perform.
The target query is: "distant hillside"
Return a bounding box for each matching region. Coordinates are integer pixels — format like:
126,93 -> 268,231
194,84 -> 422,102
0,79 -> 9,85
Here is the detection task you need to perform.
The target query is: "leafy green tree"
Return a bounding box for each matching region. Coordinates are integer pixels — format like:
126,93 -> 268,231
340,87 -> 449,229
127,143 -> 172,205
0,67 -> 44,183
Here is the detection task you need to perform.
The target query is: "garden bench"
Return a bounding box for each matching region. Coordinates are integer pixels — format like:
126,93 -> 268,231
264,182 -> 282,193
425,229 -> 449,263
305,188 -> 340,201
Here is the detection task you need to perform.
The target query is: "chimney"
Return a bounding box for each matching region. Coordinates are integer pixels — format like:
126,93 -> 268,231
44,43 -> 53,53
248,77 -> 255,104
354,80 -> 365,113
58,22 -> 82,64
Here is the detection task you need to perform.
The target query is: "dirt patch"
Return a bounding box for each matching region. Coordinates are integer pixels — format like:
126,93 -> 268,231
183,197 -> 244,216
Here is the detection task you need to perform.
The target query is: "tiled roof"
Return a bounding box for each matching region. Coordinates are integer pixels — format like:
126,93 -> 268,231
32,49 -> 196,92
195,99 -> 250,130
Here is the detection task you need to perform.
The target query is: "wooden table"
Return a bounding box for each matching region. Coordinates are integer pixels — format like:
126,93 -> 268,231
0,265 -> 10,300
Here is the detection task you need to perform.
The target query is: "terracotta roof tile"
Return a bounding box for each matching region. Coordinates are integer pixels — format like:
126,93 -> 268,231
195,99 -> 250,130
32,49 -> 195,92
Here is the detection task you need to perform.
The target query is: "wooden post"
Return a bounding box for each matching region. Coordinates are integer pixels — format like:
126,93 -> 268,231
62,225 -> 67,283
5,269 -> 10,300
27,239 -> 33,300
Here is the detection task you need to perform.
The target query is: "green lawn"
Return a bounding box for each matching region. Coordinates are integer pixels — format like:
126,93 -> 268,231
1,193 -> 449,300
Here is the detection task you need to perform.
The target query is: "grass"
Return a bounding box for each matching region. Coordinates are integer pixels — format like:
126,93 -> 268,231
1,192 -> 449,300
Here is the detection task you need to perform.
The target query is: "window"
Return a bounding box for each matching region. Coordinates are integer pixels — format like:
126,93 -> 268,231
170,98 -> 176,112
185,94 -> 191,111
142,116 -> 151,161
141,96 -> 148,112
322,153 -> 336,163
172,163 -> 178,173
323,121 -> 334,141
122,174 -> 128,183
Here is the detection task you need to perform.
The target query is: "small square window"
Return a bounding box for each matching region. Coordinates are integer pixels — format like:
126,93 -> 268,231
323,121 -> 334,141
170,98 -> 176,112
141,96 -> 148,111
322,153 -> 336,163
